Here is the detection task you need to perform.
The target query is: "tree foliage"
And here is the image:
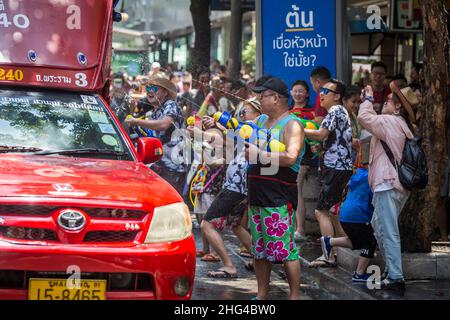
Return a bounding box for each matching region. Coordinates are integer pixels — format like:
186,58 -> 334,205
242,38 -> 256,74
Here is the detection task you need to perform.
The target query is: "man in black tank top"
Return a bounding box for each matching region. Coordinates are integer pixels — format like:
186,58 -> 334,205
247,77 -> 305,300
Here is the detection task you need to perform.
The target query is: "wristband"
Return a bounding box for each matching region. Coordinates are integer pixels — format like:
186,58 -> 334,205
364,95 -> 374,103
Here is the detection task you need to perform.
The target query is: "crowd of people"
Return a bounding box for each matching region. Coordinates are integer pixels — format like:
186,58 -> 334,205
109,59 -> 450,299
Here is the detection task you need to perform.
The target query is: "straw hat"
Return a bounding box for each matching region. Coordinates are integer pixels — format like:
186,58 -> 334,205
244,97 -> 262,113
148,77 -> 178,101
389,81 -> 419,123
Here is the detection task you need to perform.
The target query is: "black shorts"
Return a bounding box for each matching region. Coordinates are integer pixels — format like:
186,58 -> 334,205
341,222 -> 377,259
204,189 -> 247,231
317,167 -> 352,211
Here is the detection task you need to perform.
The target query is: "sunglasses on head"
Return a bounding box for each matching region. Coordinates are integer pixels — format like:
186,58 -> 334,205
320,87 -> 339,95
146,85 -> 159,93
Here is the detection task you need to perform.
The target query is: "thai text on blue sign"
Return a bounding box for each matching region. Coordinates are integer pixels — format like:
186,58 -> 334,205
261,0 -> 337,104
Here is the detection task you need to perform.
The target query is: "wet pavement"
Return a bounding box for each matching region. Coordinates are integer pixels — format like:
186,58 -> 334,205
191,225 -> 450,300
191,227 -> 338,300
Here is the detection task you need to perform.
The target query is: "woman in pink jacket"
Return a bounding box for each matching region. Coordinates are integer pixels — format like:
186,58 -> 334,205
357,82 -> 418,291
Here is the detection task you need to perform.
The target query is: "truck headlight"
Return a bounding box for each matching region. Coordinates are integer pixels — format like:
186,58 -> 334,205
145,203 -> 192,243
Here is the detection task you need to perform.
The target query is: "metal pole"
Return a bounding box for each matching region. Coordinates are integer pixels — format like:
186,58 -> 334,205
336,0 -> 351,84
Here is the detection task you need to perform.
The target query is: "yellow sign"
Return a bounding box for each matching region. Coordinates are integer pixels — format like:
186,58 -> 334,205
28,279 -> 107,300
0,68 -> 24,81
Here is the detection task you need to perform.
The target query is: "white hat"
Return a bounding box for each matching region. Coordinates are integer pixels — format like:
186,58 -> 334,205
151,62 -> 161,69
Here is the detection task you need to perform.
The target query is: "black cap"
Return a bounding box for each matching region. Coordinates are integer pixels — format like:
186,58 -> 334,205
252,77 -> 289,98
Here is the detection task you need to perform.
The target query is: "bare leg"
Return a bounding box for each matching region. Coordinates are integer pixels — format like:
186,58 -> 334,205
330,236 -> 353,249
201,220 -> 236,274
436,198 -> 448,241
196,213 -> 204,225
254,259 -> 272,300
283,260 -> 301,300
295,166 -> 309,236
355,256 -> 371,275
232,224 -> 252,253
199,215 -> 210,253
315,209 -> 334,237
241,210 -> 249,229
238,211 -> 251,254
331,213 -> 346,238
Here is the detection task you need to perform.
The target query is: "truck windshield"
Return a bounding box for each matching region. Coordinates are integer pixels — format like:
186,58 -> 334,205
0,89 -> 132,160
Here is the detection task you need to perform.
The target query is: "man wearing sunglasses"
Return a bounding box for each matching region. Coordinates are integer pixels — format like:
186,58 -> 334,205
304,79 -> 353,268
125,77 -> 186,193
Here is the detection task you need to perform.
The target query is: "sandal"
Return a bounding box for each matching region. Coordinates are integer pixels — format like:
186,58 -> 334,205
201,253 -> 221,262
244,261 -> 254,271
207,269 -> 238,279
196,250 -> 206,257
239,247 -> 253,258
308,256 -> 337,268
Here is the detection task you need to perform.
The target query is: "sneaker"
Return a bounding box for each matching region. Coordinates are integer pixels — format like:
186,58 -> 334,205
380,278 -> 406,291
352,272 -> 371,283
320,236 -> 332,260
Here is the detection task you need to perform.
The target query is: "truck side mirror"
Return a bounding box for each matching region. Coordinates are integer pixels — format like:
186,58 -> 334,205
136,137 -> 163,164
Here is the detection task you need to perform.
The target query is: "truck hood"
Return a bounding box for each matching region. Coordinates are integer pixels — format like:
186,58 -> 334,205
0,155 -> 182,207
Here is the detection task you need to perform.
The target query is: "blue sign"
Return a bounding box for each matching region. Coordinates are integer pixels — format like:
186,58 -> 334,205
260,0 -> 337,104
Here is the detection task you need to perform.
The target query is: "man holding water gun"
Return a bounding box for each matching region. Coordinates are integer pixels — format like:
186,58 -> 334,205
124,77 -> 186,193
246,77 -> 305,300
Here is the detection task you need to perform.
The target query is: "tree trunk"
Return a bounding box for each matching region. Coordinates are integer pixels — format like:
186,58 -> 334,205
399,0 -> 450,252
189,0 -> 211,85
227,0 -> 242,79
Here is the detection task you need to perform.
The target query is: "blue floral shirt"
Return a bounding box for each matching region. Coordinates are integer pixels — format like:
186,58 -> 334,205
151,100 -> 186,172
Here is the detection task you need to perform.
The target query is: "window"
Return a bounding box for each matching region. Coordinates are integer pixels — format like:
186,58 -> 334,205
0,89 -> 132,160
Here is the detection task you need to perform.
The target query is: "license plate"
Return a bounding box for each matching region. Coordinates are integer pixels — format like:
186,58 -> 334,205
28,279 -> 107,300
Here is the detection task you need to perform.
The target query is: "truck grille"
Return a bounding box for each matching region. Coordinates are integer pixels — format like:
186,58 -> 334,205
83,231 -> 139,243
0,205 -> 56,216
0,227 -> 57,241
0,205 -> 147,219
0,205 -> 147,244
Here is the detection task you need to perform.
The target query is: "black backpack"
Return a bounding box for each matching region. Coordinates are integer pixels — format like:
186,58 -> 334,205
381,137 -> 428,191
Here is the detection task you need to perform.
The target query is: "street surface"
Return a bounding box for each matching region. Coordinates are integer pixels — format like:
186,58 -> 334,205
191,228 -> 337,300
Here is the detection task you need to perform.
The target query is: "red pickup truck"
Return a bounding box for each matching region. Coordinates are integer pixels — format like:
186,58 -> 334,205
0,0 -> 195,300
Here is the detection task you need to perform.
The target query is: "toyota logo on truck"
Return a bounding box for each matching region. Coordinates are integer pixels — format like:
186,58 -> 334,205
57,209 -> 86,231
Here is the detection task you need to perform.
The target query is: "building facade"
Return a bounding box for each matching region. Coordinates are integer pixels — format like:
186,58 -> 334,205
112,0 -> 450,82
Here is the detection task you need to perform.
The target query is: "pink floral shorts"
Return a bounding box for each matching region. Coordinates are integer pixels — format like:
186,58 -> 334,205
249,203 -> 299,262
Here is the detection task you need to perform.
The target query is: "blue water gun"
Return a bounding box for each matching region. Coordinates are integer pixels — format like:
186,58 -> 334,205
213,111 -> 286,152
126,115 -> 154,138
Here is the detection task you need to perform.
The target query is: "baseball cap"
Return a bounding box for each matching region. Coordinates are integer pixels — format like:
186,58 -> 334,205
252,77 -> 290,98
